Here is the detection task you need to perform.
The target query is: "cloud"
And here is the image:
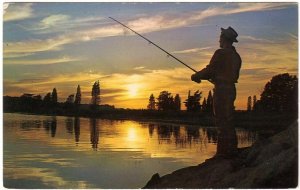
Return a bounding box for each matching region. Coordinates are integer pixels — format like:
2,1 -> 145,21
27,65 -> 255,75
4,3 -> 34,22
3,3 -> 9,14
39,14 -> 71,30
229,3 -> 293,13
28,14 -> 106,34
4,36 -> 73,56
4,56 -> 81,65
3,52 -> 35,58
239,35 -> 274,43
239,34 -> 297,68
173,47 -> 212,54
4,3 -> 296,58
286,32 -> 298,40
134,66 -> 145,70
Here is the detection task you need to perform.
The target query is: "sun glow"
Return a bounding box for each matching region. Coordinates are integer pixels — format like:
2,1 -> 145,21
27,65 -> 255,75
127,84 -> 139,97
127,127 -> 137,142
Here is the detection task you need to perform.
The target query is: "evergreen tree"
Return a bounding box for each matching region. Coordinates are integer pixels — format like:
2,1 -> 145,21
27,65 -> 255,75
174,94 -> 181,111
185,90 -> 193,111
247,96 -> 252,111
52,88 -> 58,104
156,91 -> 174,111
66,94 -> 74,104
74,85 -> 81,105
91,81 -> 100,105
252,95 -> 257,111
147,94 -> 156,110
184,90 -> 202,112
43,92 -> 51,103
206,90 -> 213,113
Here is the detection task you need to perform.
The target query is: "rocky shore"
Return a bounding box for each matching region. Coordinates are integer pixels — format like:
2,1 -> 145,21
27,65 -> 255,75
144,121 -> 298,188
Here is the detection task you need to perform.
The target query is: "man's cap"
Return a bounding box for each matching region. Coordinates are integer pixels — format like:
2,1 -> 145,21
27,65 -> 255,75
221,26 -> 238,43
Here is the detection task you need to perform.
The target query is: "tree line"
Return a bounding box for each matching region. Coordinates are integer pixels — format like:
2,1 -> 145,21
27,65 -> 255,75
3,80 -> 106,114
21,81 -> 101,106
148,73 -> 297,116
147,90 -> 214,113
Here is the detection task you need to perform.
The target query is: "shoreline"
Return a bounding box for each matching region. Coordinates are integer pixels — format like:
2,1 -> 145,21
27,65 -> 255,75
143,121 -> 298,188
4,110 -> 296,132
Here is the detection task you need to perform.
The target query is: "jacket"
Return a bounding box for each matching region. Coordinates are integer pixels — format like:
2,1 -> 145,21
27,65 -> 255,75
194,46 -> 242,84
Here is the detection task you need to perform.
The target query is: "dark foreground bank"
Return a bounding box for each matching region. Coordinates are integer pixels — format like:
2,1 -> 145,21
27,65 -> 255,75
144,121 -> 298,188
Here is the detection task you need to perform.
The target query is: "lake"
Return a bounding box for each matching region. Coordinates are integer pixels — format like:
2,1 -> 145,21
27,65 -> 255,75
3,113 -> 256,188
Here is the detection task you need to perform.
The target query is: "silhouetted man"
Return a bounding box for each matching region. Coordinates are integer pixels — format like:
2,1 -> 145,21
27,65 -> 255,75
191,27 -> 242,157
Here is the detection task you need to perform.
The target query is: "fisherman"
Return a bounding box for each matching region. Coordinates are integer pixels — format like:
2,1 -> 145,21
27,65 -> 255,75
191,27 -> 242,157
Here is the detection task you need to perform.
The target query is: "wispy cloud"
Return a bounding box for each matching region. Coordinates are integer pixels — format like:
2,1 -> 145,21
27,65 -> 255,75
286,32 -> 298,40
4,36 -> 73,55
239,35 -> 274,43
239,34 -> 297,67
4,56 -> 81,65
173,47 -> 212,54
36,14 -> 71,30
3,52 -> 35,59
134,66 -> 145,70
4,3 -> 295,58
27,14 -> 106,34
3,3 -> 34,22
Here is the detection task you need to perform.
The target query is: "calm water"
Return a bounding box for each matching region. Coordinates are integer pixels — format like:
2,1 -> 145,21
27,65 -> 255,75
4,113 -> 256,188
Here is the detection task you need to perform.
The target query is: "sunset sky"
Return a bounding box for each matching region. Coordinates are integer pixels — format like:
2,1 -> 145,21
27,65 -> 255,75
3,2 -> 298,110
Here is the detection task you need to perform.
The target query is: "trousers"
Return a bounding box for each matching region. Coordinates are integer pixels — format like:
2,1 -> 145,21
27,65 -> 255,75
213,83 -> 238,156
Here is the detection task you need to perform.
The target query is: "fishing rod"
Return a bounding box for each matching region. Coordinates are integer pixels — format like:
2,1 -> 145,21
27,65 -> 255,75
109,17 -> 197,73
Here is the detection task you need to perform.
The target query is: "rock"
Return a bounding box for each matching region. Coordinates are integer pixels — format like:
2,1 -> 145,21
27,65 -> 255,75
143,122 -> 298,188
143,173 -> 160,189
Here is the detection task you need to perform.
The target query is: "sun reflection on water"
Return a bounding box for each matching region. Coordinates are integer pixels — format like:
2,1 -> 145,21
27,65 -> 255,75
4,113 -> 257,189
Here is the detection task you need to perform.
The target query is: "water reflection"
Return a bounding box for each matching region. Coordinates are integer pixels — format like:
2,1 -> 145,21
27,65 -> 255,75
157,125 -> 173,144
65,118 -> 73,134
152,123 -> 218,148
21,120 -> 42,130
148,124 -> 155,137
13,115 -> 256,150
206,128 -> 218,143
4,113 -> 258,189
43,117 -> 57,137
90,118 -> 100,151
74,117 -> 80,143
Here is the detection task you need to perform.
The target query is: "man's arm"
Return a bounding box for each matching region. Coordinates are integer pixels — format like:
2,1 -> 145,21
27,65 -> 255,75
191,49 -> 223,83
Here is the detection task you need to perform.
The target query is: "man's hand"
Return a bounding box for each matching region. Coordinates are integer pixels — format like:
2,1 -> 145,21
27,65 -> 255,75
191,73 -> 201,83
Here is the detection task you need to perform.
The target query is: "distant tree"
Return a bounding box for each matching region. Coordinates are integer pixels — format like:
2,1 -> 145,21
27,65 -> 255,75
185,91 -> 193,111
43,92 -> 51,103
52,88 -> 58,104
184,90 -> 202,112
252,95 -> 257,111
66,94 -> 74,104
247,96 -> 252,111
34,95 -> 42,100
156,91 -> 174,111
74,85 -> 81,105
174,94 -> 181,111
206,90 -> 213,113
258,73 -> 298,113
147,94 -> 156,110
91,81 -> 100,105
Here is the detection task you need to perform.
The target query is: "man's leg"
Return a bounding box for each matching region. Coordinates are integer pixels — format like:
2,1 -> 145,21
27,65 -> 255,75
213,85 -> 238,157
